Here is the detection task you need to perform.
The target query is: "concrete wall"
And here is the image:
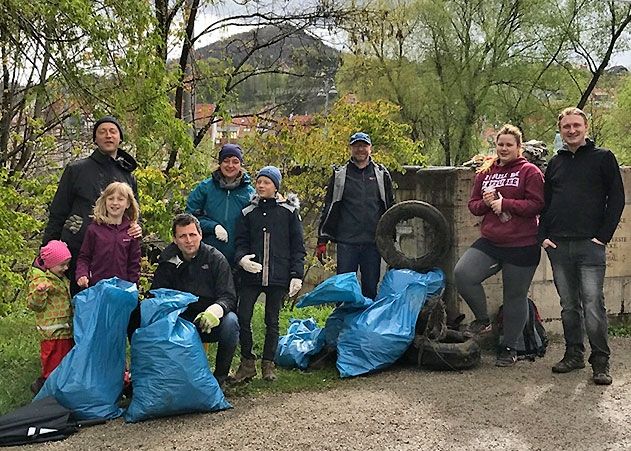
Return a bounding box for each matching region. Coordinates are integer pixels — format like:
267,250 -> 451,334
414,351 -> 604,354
392,166 -> 631,333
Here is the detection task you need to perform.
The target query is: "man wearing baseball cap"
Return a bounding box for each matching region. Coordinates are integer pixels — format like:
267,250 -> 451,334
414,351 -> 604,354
316,131 -> 395,300
42,115 -> 141,295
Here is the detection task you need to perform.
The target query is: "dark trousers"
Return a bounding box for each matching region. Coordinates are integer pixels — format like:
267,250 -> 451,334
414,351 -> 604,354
546,239 -> 610,362
67,254 -> 81,297
181,310 -> 240,381
454,247 -> 537,349
238,285 -> 286,361
336,242 -> 381,300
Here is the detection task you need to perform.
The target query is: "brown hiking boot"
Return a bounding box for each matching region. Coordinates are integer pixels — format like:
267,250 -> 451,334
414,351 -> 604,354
232,358 -> 257,383
552,348 -> 585,373
262,360 -> 277,381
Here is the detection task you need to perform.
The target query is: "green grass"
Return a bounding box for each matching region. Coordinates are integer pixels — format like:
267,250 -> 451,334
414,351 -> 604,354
0,303 -> 337,415
0,311 -> 41,415
609,323 -> 631,337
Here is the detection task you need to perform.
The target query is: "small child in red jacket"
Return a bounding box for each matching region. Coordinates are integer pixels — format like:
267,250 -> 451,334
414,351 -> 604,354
27,240 -> 73,394
76,181 -> 141,288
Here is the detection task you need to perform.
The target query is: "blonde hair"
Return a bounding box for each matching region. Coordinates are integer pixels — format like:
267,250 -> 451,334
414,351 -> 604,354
557,107 -> 588,127
477,124 -> 523,174
92,182 -> 139,224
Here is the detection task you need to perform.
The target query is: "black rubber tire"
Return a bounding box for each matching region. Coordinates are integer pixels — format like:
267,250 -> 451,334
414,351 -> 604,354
375,201 -> 451,271
417,330 -> 481,371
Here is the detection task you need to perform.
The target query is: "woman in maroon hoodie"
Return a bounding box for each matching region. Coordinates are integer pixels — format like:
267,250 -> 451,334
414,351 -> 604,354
454,124 -> 544,367
76,182 -> 141,288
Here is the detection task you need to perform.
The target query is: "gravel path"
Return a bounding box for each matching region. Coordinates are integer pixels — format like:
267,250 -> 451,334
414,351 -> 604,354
14,338 -> 631,451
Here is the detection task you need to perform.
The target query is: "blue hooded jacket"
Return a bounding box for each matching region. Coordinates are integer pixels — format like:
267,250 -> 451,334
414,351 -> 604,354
186,169 -> 255,264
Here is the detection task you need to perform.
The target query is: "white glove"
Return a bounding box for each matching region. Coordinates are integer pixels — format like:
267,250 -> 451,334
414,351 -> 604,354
214,224 -> 228,242
239,254 -> 262,273
288,278 -> 303,297
194,304 -> 224,333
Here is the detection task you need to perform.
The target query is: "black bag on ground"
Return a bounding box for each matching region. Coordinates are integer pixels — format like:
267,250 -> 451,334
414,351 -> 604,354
0,397 -> 103,446
495,298 -> 548,360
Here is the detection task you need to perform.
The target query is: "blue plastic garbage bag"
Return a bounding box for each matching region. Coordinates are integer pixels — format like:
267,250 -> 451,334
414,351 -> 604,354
336,269 -> 445,378
34,278 -> 138,420
275,318 -> 325,369
322,304 -> 365,348
295,273 -> 373,309
124,289 -> 231,422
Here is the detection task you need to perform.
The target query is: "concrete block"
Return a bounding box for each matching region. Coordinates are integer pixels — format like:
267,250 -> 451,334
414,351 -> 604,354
544,319 -> 564,336
532,249 -> 554,283
603,277 -> 624,315
605,209 -> 631,277
391,165 -> 631,326
529,282 -> 561,321
623,278 -> 631,314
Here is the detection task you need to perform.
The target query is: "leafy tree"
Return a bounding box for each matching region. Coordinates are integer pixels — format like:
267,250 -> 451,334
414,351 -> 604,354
240,98 -> 425,271
601,75 -> 631,165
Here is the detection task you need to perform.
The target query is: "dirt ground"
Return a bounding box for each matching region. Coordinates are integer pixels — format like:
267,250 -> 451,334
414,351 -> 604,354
13,338 -> 631,451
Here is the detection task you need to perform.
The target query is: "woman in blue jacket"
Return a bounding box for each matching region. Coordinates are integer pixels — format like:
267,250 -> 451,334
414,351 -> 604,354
186,144 -> 255,265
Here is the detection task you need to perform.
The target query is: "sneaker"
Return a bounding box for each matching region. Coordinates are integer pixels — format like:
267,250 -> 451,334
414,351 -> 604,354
591,358 -> 612,386
464,320 -> 492,337
552,349 -> 585,373
495,347 -> 517,367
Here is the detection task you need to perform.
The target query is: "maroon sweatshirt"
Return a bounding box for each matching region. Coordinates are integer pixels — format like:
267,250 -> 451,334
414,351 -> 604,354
468,157 -> 545,247
75,217 -> 141,285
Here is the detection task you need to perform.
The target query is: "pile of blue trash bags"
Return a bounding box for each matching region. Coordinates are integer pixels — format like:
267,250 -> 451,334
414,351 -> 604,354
35,278 -> 230,422
275,268 -> 445,377
34,269 -> 444,422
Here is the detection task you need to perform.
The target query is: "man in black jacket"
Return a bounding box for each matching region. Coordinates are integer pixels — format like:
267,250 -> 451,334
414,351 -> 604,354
316,132 -> 395,299
42,116 -> 141,295
151,213 -> 239,384
540,107 -> 625,385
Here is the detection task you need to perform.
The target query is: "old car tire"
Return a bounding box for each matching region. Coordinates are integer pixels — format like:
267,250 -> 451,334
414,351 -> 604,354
375,201 -> 451,271
415,330 -> 481,371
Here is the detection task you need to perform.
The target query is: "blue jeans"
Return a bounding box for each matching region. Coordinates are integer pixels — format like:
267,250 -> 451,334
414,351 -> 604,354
337,242 -> 381,300
193,311 -> 240,381
546,240 -> 610,361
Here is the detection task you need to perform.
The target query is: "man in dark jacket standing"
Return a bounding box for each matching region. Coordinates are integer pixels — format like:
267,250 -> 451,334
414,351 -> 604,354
42,116 -> 140,295
151,213 -> 239,385
540,107 -> 625,385
316,132 -> 395,300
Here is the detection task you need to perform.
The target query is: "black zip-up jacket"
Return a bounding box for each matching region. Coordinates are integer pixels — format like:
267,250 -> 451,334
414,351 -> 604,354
150,242 -> 237,321
234,194 -> 306,287
42,148 -> 138,252
318,159 -> 395,244
539,139 -> 625,244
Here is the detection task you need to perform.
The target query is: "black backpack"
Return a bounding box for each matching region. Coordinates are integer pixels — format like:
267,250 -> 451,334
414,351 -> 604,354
495,298 -> 548,360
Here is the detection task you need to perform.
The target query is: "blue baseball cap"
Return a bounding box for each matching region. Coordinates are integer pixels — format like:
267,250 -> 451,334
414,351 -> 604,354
349,132 -> 371,145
